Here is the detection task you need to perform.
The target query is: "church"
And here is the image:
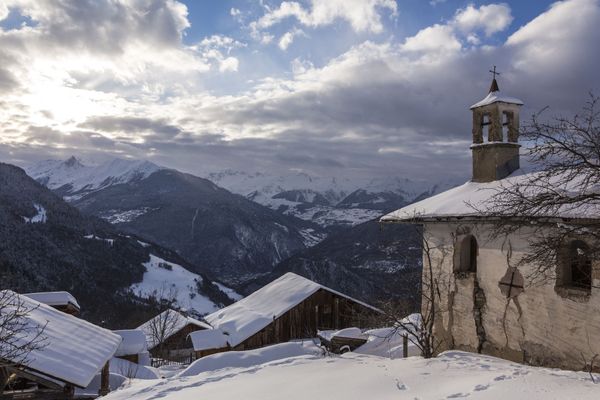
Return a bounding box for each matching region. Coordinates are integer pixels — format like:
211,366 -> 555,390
381,74 -> 600,371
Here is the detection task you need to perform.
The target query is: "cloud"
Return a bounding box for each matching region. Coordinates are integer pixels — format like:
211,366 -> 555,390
2,0 -> 600,184
453,3 -> 513,37
0,2 -> 8,21
251,0 -> 398,36
278,27 -> 305,50
402,24 -> 461,53
195,34 -> 245,72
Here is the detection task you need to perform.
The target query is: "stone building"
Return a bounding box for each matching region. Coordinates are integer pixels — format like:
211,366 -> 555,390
381,77 -> 600,371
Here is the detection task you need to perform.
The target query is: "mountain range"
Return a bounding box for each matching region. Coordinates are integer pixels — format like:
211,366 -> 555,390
0,163 -> 238,328
26,158 -> 325,284
24,156 -> 454,305
205,169 -> 457,227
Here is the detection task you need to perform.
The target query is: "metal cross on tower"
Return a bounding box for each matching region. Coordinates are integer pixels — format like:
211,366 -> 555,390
489,65 -> 501,79
488,66 -> 501,93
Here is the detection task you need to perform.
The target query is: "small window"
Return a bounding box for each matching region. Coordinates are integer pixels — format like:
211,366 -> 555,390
569,240 -> 592,290
482,114 -> 490,141
455,235 -> 478,274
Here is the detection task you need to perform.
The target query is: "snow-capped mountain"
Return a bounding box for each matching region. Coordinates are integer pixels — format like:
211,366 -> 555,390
205,170 -> 459,227
25,156 -> 162,200
26,157 -> 326,285
0,162 -> 237,326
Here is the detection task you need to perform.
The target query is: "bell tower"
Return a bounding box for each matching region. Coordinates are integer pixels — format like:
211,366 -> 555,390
470,67 -> 523,182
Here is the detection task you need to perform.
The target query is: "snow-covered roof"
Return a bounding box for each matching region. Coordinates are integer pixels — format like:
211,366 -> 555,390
380,170 -> 600,223
205,273 -> 379,348
0,291 -> 121,388
113,329 -> 148,357
23,291 -> 80,310
137,309 -> 211,349
470,90 -> 524,109
188,329 -> 230,351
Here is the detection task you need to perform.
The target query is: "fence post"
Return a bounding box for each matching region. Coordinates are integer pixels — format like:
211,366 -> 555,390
403,334 -> 408,358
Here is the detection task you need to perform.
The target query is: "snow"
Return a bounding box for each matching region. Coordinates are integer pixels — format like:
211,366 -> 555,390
103,350 -> 600,400
23,291 -> 80,309
179,341 -> 322,377
22,203 -> 47,223
213,282 -> 243,302
113,330 -> 147,357
470,90 -> 524,109
205,273 -> 379,348
109,357 -> 160,380
331,327 -> 365,340
25,157 -> 162,200
100,207 -> 157,224
131,254 -> 222,315
355,327 -> 420,359
381,170 -> 600,222
0,290 -> 121,388
188,329 -> 230,351
137,309 -> 211,349
205,169 -> 458,227
76,358 -> 159,397
84,234 -> 114,246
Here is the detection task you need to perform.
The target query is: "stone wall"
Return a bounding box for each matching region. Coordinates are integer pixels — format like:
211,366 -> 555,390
423,222 -> 600,371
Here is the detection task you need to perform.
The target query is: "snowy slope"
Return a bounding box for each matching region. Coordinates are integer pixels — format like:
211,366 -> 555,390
131,254 -> 242,315
25,157 -> 162,200
104,349 -> 600,400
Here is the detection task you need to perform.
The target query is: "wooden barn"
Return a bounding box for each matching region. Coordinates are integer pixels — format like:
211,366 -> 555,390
0,290 -> 120,399
23,291 -> 81,316
138,309 -> 210,364
189,273 -> 380,359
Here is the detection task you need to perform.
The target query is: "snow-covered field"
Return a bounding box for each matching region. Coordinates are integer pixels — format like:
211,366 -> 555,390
104,348 -> 599,400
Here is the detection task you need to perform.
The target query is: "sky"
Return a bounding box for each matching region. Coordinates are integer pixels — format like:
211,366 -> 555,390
0,0 -> 599,182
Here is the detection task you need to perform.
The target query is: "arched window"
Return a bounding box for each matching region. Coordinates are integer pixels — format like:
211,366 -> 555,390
456,235 -> 478,274
569,240 -> 591,289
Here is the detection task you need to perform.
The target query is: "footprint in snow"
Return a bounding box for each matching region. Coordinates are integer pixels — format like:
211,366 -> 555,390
447,392 -> 470,398
494,375 -> 511,381
474,384 -> 489,391
395,379 -> 408,391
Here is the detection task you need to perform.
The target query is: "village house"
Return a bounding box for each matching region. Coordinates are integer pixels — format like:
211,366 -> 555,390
24,291 -> 81,316
0,291 -> 120,399
188,273 -> 380,359
137,309 -> 210,364
381,76 -> 600,371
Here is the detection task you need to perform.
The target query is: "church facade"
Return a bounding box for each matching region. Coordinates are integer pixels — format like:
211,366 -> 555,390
381,78 -> 600,371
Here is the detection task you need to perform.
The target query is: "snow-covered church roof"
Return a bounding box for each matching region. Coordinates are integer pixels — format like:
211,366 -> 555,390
470,88 -> 523,109
0,290 -> 121,388
380,170 -> 600,223
204,273 -> 379,348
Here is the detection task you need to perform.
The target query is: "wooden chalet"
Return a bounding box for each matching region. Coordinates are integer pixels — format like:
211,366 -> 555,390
24,291 -> 80,316
0,291 -> 120,399
189,273 -> 380,359
138,309 -> 210,364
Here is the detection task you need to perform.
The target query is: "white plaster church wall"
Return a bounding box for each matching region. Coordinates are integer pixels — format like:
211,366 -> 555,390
424,222 -> 600,370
